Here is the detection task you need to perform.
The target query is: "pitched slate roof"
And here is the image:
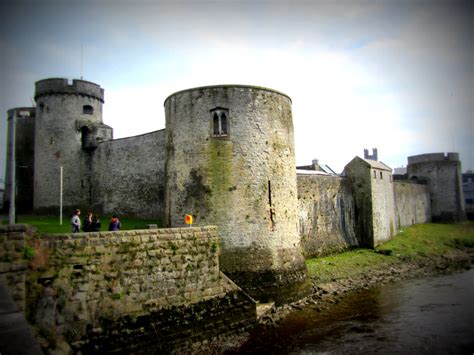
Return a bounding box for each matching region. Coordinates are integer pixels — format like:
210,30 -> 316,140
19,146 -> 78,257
360,157 -> 392,172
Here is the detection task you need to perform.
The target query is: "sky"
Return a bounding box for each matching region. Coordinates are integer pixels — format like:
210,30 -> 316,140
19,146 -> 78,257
1,0 -> 473,188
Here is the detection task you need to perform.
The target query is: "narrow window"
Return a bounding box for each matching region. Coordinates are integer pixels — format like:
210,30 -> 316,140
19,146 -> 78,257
380,171 -> 383,179
373,170 -> 377,179
220,112 -> 228,135
39,103 -> 45,112
83,105 -> 93,115
213,113 -> 219,135
210,107 -> 229,137
268,180 -> 275,231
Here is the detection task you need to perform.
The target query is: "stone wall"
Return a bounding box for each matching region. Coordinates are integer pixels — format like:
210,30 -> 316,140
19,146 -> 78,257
394,181 -> 431,227
297,173 -> 358,257
93,129 -> 166,219
0,225 -> 33,312
0,225 -> 256,353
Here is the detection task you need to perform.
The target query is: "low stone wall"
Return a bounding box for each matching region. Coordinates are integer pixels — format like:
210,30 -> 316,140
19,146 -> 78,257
0,225 -> 256,353
0,225 -> 33,312
394,181 -> 431,227
297,174 -> 358,257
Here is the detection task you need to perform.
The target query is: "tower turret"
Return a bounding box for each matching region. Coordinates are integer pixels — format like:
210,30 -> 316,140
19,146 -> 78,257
3,107 -> 36,213
407,152 -> 466,222
33,78 -> 112,212
164,85 -> 309,303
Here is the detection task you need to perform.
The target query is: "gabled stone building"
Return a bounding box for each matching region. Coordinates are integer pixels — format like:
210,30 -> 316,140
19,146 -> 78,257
344,156 -> 396,248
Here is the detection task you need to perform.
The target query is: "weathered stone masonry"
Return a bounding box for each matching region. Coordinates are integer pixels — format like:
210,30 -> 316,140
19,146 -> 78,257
393,181 -> 431,228
33,79 -> 112,213
0,225 -> 256,353
92,129 -> 166,219
164,85 -> 310,303
407,153 -> 466,222
297,173 -> 358,257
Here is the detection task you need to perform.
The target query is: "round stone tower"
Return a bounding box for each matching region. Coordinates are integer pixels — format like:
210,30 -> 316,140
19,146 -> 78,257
4,107 -> 36,212
33,78 -> 112,212
164,85 -> 309,303
407,152 -> 466,222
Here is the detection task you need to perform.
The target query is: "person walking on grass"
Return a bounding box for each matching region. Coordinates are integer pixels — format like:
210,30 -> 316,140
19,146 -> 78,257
71,209 -> 81,233
108,214 -> 121,231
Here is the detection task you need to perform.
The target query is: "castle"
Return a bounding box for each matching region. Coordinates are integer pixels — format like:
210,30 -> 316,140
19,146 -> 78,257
3,78 -> 466,303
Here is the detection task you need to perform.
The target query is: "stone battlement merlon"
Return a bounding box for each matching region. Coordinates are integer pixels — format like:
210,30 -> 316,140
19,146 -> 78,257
34,78 -> 104,102
408,152 -> 460,165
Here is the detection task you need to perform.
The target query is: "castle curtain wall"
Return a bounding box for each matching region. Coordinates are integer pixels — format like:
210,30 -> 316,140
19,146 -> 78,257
92,129 -> 166,219
394,181 -> 431,227
297,174 -> 358,257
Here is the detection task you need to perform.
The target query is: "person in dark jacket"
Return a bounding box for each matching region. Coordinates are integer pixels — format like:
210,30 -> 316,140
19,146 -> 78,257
108,214 -> 121,231
91,214 -> 101,232
83,212 -> 93,232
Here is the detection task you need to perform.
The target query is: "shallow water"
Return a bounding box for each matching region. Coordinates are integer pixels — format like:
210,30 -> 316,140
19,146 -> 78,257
238,268 -> 474,354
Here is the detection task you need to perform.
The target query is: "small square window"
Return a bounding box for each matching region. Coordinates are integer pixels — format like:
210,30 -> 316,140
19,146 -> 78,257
83,105 -> 93,115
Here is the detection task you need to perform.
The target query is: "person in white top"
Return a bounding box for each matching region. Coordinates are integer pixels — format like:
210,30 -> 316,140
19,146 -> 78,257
71,209 -> 81,233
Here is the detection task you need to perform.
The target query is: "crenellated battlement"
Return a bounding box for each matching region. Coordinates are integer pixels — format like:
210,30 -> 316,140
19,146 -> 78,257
408,152 -> 460,165
34,78 -> 104,102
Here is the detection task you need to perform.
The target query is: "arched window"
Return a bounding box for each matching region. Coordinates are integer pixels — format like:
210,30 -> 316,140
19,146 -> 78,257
83,105 -> 93,115
213,113 -> 220,135
210,107 -> 229,137
220,112 -> 227,135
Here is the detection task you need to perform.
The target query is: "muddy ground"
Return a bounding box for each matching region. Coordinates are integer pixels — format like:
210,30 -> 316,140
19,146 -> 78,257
206,247 -> 474,353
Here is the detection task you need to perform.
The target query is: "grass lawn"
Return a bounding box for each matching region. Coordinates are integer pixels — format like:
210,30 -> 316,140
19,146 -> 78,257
3,215 -> 163,234
306,222 -> 474,283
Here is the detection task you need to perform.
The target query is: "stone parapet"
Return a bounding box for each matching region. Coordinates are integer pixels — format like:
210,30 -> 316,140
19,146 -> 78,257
408,152 -> 460,165
35,78 -> 104,102
0,225 -> 256,353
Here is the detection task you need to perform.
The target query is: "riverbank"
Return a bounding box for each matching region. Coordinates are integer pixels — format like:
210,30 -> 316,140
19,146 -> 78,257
264,222 -> 474,325
208,222 -> 474,353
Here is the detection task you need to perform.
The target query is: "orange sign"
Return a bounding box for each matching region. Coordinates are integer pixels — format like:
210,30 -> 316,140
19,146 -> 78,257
185,214 -> 193,225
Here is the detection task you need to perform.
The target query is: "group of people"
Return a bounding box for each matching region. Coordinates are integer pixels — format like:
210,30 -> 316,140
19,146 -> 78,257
71,209 -> 121,233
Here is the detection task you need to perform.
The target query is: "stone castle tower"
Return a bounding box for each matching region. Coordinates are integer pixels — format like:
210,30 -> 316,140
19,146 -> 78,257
164,85 -> 309,302
33,79 -> 112,212
3,108 -> 36,213
407,153 -> 466,222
